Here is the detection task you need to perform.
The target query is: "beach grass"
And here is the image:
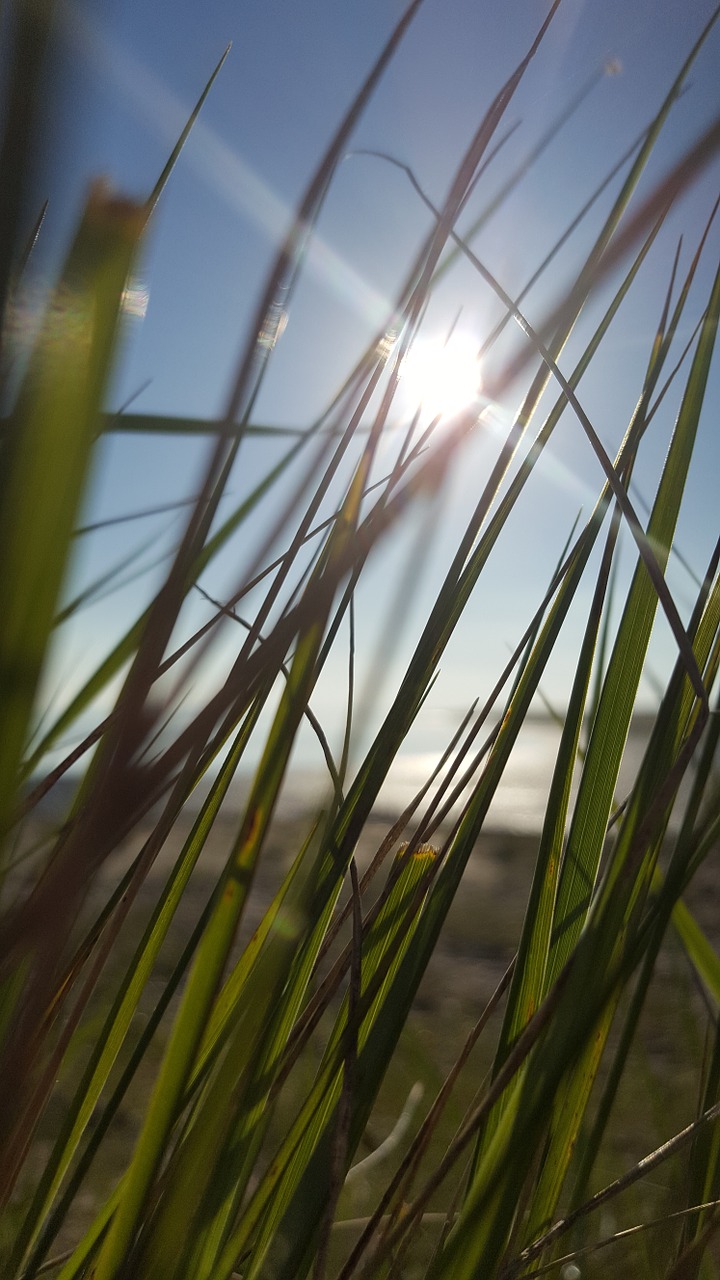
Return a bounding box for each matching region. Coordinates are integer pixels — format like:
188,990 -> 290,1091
1,2 -> 719,1277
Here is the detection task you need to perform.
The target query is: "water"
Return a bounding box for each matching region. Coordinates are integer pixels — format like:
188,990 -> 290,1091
281,715 -> 662,834
37,714 -> 690,840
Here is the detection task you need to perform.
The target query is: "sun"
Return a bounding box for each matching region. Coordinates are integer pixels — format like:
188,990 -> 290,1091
399,332 -> 482,421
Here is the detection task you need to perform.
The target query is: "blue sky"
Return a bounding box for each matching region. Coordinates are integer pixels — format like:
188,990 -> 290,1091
28,0 -> 720,769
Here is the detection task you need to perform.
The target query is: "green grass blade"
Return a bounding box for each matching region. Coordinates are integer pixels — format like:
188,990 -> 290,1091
88,417 -> 370,1277
89,631 -> 329,1276
476,219 -> 705,1174
569,656 -> 720,1211
213,844 -> 439,1280
671,897 -> 720,1006
330,515 -> 622,1277
320,132 -> 672,906
0,43 -> 228,849
8,708 -> 258,1275
430,63 -> 611,289
548,252 -> 720,987
677,1020 -> 720,1272
104,412 -> 315,438
135,830 -> 330,1280
383,387 -> 718,1278
519,558 -> 720,1255
187,841 -> 344,1278
0,187 -> 144,856
145,45 -> 230,218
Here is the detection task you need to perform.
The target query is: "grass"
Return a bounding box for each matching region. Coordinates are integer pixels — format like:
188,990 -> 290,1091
1,1 -> 720,1277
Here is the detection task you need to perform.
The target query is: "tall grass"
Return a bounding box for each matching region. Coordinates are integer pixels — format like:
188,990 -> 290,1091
1,2 -> 719,1277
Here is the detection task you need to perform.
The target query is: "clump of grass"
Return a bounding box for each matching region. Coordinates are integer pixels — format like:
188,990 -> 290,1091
1,2 -> 719,1278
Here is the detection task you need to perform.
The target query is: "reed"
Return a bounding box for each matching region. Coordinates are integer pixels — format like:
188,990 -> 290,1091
1,3 -> 719,1277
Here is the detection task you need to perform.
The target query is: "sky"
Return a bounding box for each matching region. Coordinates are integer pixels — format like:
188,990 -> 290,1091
20,0 -> 720,777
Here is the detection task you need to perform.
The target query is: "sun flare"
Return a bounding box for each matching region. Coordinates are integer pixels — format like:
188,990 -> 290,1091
400,333 -> 482,421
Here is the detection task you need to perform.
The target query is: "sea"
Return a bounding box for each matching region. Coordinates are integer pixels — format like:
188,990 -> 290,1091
34,714 -> 691,838
278,715 -> 667,834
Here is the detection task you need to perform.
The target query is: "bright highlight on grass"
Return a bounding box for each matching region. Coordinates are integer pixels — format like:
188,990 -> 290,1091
400,332 -> 482,419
